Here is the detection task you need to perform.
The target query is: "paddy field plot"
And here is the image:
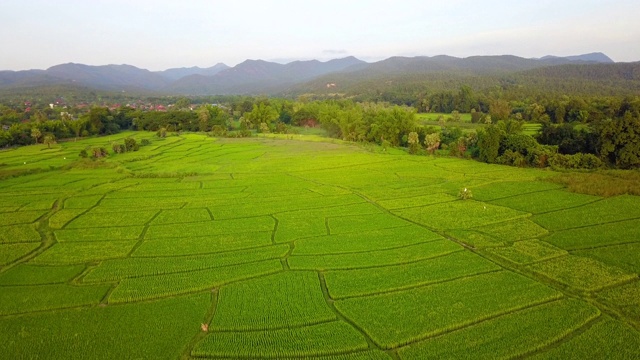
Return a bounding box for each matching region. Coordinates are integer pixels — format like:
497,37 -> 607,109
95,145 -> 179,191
1,132 -> 639,359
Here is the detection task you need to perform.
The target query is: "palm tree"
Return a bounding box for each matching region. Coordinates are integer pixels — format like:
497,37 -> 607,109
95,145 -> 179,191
43,134 -> 56,149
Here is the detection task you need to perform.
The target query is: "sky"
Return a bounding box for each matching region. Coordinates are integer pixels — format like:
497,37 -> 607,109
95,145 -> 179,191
1,0 -> 639,71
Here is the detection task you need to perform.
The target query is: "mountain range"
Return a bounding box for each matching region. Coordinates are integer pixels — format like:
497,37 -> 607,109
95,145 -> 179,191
0,52 -> 634,96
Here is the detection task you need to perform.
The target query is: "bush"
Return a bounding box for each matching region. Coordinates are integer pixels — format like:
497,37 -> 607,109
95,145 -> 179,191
458,188 -> 473,200
112,143 -> 125,154
141,139 -> 151,146
79,149 -> 88,158
124,138 -> 139,152
549,153 -> 604,170
501,134 -> 538,156
91,147 -> 108,159
497,150 -> 527,167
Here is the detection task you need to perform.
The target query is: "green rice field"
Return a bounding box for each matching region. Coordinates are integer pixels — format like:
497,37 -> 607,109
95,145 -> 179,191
0,131 -> 639,359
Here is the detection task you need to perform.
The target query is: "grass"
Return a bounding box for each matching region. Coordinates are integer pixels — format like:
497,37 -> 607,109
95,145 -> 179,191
544,218 -> 640,250
398,299 -> 599,359
394,200 -> 529,230
1,132 -> 639,358
324,251 -> 500,299
289,240 -> 463,270
573,243 -> 640,273
54,226 -> 144,242
0,243 -> 40,265
548,170 -> 640,197
0,224 -> 41,243
485,240 -> 567,265
334,271 -> 561,349
192,321 -> 370,358
533,195 -> 640,231
84,244 -> 288,282
526,256 -> 637,292
0,264 -> 85,285
0,284 -> 110,315
108,259 -> 282,303
211,271 -> 336,330
0,293 -> 210,360
530,317 -> 640,360
294,225 -> 443,255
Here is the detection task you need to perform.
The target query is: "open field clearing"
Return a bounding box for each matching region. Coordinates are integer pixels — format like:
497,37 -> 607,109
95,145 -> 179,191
1,132 -> 639,358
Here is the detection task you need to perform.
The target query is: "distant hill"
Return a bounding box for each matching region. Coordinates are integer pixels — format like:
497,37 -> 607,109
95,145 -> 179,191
156,63 -> 230,81
540,52 -> 614,63
166,56 -> 366,94
0,52 -> 630,96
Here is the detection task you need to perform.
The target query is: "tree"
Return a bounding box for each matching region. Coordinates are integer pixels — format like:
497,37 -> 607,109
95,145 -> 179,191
598,111 -> 640,169
489,99 -> 511,121
477,125 -> 504,163
424,133 -> 441,155
42,134 -> 56,149
67,119 -> 85,142
30,127 -> 41,144
197,106 -> 211,132
245,103 -> 278,129
407,131 -> 420,154
174,98 -> 191,110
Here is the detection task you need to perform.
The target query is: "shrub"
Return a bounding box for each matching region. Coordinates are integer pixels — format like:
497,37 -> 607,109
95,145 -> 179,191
549,153 -> 604,170
124,138 -> 139,152
112,143 -> 125,154
79,149 -> 88,158
141,139 -> 150,146
91,147 -> 108,158
458,188 -> 473,200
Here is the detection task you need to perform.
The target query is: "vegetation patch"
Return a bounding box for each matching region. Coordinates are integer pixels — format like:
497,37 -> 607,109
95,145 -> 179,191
445,229 -> 505,248
394,201 -> 529,230
192,321 -> 369,358
324,251 -> 500,299
0,243 -> 40,265
470,181 -> 562,202
574,243 -> 640,274
0,284 -> 109,315
544,218 -> 640,250
485,240 -> 568,265
212,271 -> 336,330
490,189 -> 600,214
526,256 -> 637,292
0,264 -> 85,285
0,224 -> 41,243
398,299 -> 600,359
31,241 -> 136,265
144,216 -> 275,239
66,209 -> 158,228
84,244 -> 288,282
533,195 -> 640,231
334,271 -> 561,349
294,226 -> 442,255
54,226 -> 143,242
289,240 -> 462,270
530,317 -> 640,360
0,293 -> 209,360
0,210 -> 47,226
472,218 -> 549,242
547,171 -> 640,197
48,209 -> 86,229
108,259 -> 282,303
133,232 -> 273,257
328,212 -> 412,234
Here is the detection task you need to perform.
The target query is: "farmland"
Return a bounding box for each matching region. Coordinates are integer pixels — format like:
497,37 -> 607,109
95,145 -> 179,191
0,131 -> 639,359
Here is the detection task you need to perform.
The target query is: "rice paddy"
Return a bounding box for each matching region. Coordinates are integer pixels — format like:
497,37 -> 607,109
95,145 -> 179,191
1,131 -> 639,359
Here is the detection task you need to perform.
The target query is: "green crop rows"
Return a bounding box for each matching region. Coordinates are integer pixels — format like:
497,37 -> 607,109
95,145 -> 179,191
1,132 -> 639,358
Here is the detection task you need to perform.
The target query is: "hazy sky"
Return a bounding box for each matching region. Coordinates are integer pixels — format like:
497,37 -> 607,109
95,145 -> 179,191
1,0 -> 639,71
